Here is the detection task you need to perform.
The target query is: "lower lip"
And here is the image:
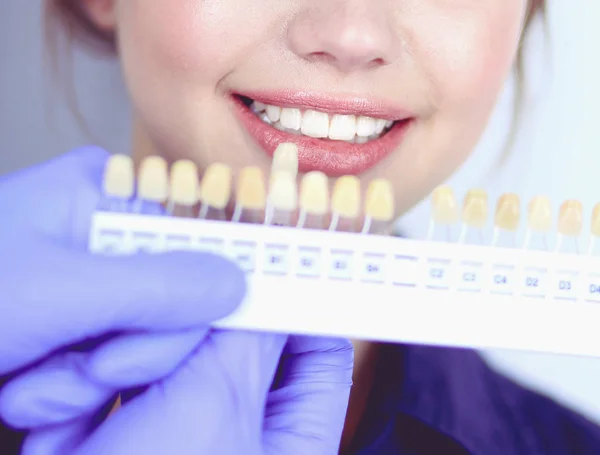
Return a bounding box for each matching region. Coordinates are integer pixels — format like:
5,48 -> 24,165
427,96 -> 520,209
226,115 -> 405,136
231,97 -> 412,176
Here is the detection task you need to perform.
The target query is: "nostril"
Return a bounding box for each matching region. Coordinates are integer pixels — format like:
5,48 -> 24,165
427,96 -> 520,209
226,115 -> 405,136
306,51 -> 336,65
306,51 -> 387,71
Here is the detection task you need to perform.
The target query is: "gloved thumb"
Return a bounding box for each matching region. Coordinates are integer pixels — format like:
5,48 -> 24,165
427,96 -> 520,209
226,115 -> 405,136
263,336 -> 354,455
0,244 -> 246,375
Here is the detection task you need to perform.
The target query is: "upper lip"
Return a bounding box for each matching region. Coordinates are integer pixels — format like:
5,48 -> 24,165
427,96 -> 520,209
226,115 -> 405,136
234,90 -> 413,121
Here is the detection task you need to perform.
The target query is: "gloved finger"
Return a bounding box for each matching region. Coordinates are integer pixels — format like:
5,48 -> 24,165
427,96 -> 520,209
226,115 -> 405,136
84,328 -> 209,388
73,331 -> 289,455
21,418 -> 91,455
0,243 -> 245,375
0,329 -> 207,428
263,336 -> 354,455
0,353 -> 113,429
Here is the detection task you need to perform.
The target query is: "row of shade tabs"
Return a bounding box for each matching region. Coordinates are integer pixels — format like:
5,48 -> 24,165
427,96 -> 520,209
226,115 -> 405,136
102,142 -> 595,237
102,143 -> 395,228
432,186 -> 596,238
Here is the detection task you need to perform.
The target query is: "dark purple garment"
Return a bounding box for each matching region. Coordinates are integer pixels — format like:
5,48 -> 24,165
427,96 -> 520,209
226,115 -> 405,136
3,345 -> 600,454
351,344 -> 600,455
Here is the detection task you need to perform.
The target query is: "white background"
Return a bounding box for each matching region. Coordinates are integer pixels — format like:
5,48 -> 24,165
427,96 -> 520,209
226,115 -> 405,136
2,1 -> 600,423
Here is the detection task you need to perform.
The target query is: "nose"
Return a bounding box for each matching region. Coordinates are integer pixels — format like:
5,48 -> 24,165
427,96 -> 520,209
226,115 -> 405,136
286,0 -> 399,73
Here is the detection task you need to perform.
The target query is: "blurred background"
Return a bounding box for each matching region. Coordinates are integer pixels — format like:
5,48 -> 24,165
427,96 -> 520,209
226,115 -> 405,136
2,0 -> 600,424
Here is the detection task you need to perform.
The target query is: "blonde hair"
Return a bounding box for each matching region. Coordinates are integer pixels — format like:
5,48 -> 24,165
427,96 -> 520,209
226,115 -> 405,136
44,0 -> 546,159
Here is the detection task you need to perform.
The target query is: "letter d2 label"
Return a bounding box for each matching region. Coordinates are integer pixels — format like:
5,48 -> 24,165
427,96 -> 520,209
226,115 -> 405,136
521,270 -> 546,297
526,276 -> 539,287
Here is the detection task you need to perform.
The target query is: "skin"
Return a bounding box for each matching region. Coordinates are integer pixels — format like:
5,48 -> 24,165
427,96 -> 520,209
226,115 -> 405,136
82,0 -> 529,451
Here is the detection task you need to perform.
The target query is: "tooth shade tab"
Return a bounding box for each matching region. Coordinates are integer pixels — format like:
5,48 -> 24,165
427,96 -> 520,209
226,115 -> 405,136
169,160 -> 199,206
268,171 -> 298,212
592,203 -> 600,237
236,167 -> 266,210
199,163 -> 232,210
558,199 -> 583,236
103,154 -> 134,198
527,196 -> 552,232
365,179 -> 394,222
271,143 -> 299,177
300,171 -> 329,215
462,189 -> 488,228
331,175 -> 361,218
137,156 -> 169,202
495,193 -> 520,231
431,186 -> 459,224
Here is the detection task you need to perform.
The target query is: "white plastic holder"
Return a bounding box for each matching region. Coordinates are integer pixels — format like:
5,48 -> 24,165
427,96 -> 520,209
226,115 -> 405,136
89,211 -> 600,358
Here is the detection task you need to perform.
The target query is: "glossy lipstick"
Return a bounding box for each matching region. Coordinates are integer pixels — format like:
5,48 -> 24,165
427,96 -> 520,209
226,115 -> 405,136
231,92 -> 413,176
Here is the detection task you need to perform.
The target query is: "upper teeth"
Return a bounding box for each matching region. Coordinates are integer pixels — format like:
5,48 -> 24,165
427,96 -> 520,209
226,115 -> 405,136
251,101 -> 394,143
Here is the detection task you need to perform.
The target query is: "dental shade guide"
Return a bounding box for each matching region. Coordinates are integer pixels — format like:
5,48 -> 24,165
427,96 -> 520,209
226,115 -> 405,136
91,153 -> 600,359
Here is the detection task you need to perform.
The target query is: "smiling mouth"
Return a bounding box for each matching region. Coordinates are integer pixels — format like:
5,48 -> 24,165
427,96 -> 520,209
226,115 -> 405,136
232,92 -> 413,176
238,95 -> 396,144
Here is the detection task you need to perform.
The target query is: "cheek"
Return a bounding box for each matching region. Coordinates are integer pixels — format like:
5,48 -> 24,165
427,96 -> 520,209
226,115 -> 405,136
418,3 -> 526,113
378,2 -> 527,212
116,1 -> 229,87
115,1 -> 276,88
113,0 -> 269,161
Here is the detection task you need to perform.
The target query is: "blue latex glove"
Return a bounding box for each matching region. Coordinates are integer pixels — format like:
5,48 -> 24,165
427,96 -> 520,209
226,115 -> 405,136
0,147 -> 244,378
19,333 -> 353,455
0,148 -> 354,454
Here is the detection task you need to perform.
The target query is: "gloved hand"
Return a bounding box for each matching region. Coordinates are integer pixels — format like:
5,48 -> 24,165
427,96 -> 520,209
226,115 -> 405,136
19,332 -> 353,455
0,148 -> 354,454
0,147 -> 245,377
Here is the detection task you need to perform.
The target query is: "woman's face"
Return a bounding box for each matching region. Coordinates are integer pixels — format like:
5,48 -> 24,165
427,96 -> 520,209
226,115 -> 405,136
86,0 -> 527,218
